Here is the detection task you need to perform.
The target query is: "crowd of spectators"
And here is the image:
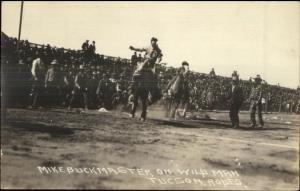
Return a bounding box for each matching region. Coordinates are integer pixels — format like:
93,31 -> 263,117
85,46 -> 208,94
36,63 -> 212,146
2,32 -> 300,113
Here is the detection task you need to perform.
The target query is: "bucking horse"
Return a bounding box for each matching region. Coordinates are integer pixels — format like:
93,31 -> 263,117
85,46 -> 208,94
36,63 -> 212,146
129,69 -> 161,121
128,37 -> 163,122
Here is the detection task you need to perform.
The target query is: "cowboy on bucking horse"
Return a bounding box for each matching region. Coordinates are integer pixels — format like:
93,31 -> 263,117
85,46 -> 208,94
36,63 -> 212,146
128,37 -> 163,121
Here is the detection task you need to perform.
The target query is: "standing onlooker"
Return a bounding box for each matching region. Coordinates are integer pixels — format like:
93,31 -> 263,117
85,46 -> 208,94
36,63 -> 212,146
44,59 -> 60,107
91,41 -> 96,53
81,40 -> 89,52
249,75 -> 264,128
68,65 -> 88,111
62,69 -> 75,107
96,73 -> 112,110
88,41 -> 96,58
209,68 -> 216,77
28,52 -> 46,108
137,53 -> 143,62
228,74 -> 244,128
131,52 -> 138,67
87,71 -> 99,109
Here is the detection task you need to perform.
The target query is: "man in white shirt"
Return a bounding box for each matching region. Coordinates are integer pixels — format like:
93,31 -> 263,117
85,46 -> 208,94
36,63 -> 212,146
28,52 -> 46,108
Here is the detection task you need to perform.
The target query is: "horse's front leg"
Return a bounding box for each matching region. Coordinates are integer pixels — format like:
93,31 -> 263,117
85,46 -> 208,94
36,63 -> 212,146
182,102 -> 188,118
170,99 -> 180,119
131,94 -> 139,118
165,98 -> 173,118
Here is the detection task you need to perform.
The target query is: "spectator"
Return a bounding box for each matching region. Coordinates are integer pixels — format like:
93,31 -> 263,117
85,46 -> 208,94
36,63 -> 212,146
209,68 -> 216,77
2,32 -> 299,114
137,53 -> 143,62
28,52 -> 46,108
90,41 -> 96,53
45,59 -> 61,107
131,52 -> 138,67
87,71 -> 99,109
81,40 -> 89,52
227,75 -> 244,128
232,70 -> 239,78
97,73 -> 113,110
68,65 -> 88,111
249,75 -> 264,128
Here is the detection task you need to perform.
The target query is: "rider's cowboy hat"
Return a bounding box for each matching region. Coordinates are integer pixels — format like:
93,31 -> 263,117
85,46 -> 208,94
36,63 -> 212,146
182,61 -> 189,66
151,37 -> 158,42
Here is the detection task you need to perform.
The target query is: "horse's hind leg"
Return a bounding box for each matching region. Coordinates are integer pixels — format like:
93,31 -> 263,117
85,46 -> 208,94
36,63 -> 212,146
140,96 -> 147,121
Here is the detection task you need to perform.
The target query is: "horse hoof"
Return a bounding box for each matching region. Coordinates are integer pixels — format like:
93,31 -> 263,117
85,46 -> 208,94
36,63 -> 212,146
140,118 -> 146,122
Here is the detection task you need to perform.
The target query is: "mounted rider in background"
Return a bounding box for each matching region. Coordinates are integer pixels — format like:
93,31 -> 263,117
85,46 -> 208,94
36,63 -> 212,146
164,61 -> 190,119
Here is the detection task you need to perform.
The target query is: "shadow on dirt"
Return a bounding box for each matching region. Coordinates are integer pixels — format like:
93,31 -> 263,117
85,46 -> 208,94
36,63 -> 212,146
152,118 -> 292,131
6,120 -> 75,137
41,160 -> 64,167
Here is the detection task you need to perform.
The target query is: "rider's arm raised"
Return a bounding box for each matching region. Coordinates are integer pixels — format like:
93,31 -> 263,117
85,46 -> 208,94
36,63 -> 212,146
129,46 -> 147,52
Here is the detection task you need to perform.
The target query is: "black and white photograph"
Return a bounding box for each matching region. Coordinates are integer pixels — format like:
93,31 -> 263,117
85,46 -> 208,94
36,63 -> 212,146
1,1 -> 299,190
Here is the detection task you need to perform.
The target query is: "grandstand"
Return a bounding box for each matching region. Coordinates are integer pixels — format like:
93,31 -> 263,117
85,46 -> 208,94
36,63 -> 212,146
1,31 -> 300,113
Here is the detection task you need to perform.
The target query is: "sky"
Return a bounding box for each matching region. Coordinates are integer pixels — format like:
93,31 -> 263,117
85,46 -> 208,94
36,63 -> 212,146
2,1 -> 299,88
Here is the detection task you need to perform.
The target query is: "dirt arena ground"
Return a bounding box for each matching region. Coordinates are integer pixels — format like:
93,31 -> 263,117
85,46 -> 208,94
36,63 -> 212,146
1,106 -> 299,190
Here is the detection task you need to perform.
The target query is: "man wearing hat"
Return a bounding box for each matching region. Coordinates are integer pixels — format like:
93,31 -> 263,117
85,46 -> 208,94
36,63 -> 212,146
209,68 -> 216,77
131,51 -> 138,68
129,37 -> 163,105
227,73 -> 244,128
82,40 -> 89,52
87,71 -> 99,109
61,68 -> 75,107
96,73 -> 112,110
249,74 -> 264,128
68,65 -> 88,111
45,59 -> 61,107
